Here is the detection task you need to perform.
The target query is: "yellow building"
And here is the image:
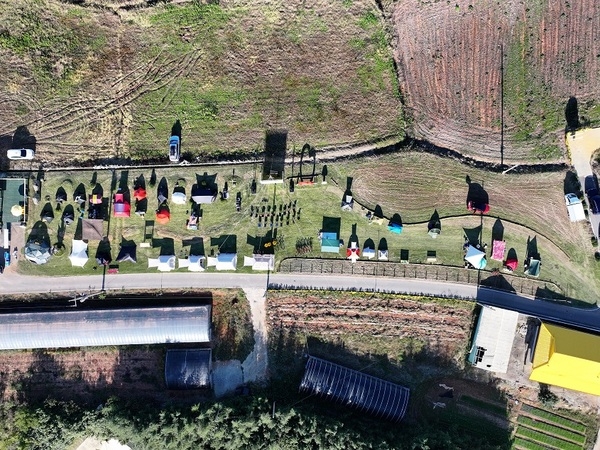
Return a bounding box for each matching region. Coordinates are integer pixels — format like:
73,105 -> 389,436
530,323 -> 600,396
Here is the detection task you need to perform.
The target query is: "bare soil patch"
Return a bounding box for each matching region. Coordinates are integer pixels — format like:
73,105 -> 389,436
267,290 -> 474,364
387,0 -> 600,163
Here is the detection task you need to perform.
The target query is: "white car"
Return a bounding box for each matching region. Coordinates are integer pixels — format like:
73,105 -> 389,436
7,148 -> 35,160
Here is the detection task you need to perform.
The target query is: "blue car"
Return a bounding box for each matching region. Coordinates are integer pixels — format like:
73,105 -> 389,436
4,251 -> 10,266
169,136 -> 180,162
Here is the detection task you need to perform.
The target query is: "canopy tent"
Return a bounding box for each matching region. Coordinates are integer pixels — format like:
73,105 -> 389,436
346,242 -> 360,263
25,241 -> 51,265
148,255 -> 176,272
156,208 -> 170,224
116,244 -> 137,263
133,187 -> 146,201
82,219 -> 104,241
525,258 -> 541,277
113,200 -> 131,218
320,232 -> 339,253
207,253 -> 237,271
491,240 -> 506,261
69,240 -> 88,267
243,254 -> 274,271
178,255 -> 205,272
504,258 -> 518,272
172,191 -> 186,205
465,245 -> 487,269
362,247 -> 375,260
468,200 -> 490,214
387,222 -> 403,234
378,249 -> 388,261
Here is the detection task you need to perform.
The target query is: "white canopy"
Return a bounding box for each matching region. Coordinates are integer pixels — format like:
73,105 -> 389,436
378,249 -> 388,261
178,255 -> 205,272
69,239 -> 88,267
243,254 -> 274,271
207,253 -> 237,271
148,255 -> 176,272
172,191 -> 186,205
465,245 -> 487,269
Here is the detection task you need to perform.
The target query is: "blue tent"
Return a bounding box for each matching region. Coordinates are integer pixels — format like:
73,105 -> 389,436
388,222 -> 403,234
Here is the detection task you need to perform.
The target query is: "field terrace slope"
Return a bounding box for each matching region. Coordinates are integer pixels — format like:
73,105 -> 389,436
0,0 -> 403,166
387,0 -> 600,163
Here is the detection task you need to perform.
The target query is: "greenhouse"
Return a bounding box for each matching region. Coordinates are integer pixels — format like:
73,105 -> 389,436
299,356 -> 410,422
0,305 -> 211,350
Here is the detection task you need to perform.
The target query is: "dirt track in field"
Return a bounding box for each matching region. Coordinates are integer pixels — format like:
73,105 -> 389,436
387,0 -> 600,163
0,0 -> 402,166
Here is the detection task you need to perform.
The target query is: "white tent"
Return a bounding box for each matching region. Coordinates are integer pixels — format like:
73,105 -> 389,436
178,255 -> 205,272
207,253 -> 237,271
148,255 -> 176,272
465,245 -> 487,269
362,247 -> 375,260
69,240 -> 89,267
378,249 -> 388,261
243,254 -> 274,271
172,191 -> 187,205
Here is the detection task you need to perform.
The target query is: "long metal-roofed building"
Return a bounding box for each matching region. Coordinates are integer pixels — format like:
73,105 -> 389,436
299,356 -> 410,423
0,305 -> 211,350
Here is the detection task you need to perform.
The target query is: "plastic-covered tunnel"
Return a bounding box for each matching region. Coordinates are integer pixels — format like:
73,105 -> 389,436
165,349 -> 212,390
299,356 -> 410,422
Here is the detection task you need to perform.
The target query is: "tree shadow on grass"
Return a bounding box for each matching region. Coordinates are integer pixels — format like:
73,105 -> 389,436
563,170 -> 581,196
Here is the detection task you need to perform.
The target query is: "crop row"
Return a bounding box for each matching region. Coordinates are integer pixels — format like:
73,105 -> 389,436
520,404 -> 586,433
512,436 -> 551,450
515,426 -> 582,450
517,416 -> 585,445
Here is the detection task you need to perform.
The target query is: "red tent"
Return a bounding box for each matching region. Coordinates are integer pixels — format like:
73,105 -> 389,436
134,188 -> 147,201
113,193 -> 130,218
504,258 -> 518,272
156,208 -> 170,224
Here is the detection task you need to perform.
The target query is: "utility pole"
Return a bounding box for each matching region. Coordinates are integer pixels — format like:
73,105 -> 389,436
499,43 -> 505,168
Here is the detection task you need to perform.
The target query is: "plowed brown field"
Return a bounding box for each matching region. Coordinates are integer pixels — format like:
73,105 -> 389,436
388,0 -> 600,163
267,291 -> 474,361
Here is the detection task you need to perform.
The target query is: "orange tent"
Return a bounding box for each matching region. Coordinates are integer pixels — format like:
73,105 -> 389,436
156,208 -> 170,224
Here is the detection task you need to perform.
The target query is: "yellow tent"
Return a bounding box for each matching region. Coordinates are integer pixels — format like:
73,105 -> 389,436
530,323 -> 600,396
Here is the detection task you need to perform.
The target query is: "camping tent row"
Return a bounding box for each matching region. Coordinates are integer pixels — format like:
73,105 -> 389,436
148,253 -> 273,272
68,241 -> 137,267
300,356 -> 410,423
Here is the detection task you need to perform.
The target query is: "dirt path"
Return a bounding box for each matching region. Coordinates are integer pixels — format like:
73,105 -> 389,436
241,287 -> 268,383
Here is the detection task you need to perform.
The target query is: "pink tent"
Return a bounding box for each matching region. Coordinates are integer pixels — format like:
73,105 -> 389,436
491,240 -> 506,261
113,193 -> 130,217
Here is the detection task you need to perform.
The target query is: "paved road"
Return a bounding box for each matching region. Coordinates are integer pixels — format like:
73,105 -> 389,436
2,271 -> 599,332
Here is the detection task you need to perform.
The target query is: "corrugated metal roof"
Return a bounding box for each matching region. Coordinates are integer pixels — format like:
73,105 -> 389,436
299,356 -> 410,422
530,323 -> 600,395
0,306 -> 211,350
165,348 -> 212,389
468,306 -> 519,373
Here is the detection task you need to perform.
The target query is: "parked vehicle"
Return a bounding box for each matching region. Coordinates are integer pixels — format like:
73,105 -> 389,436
169,136 -> 180,162
588,194 -> 600,214
7,148 -> 34,160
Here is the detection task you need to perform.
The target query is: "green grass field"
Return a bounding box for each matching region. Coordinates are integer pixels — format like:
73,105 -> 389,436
18,151 -> 600,304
